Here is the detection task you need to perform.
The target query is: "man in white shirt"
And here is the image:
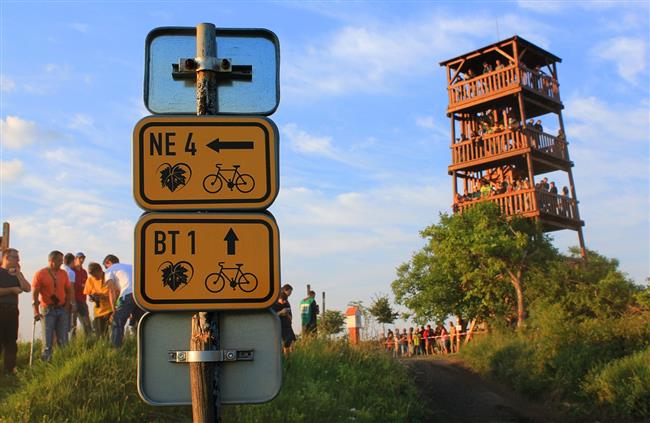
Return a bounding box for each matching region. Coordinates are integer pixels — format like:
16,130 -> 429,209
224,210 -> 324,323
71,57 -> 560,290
63,253 -> 76,335
103,254 -> 143,347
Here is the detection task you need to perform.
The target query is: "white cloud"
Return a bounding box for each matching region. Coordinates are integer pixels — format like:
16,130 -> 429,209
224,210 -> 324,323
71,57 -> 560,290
415,115 -> 449,140
283,11 -> 556,98
593,37 -> 647,84
68,113 -> 95,131
565,96 -> 650,147
69,22 -> 89,33
516,0 -> 565,13
1,75 -> 16,93
0,159 -> 24,181
282,123 -> 340,160
0,116 -> 59,149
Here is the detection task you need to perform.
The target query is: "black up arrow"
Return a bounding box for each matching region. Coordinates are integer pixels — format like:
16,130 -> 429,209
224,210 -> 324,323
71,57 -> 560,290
206,138 -> 254,153
224,228 -> 239,255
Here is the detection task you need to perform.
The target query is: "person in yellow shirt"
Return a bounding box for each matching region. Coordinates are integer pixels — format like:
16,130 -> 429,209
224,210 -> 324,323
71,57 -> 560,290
83,262 -> 112,337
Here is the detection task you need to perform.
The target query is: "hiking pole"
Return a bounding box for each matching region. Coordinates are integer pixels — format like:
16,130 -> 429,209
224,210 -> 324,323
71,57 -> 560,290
29,317 -> 37,366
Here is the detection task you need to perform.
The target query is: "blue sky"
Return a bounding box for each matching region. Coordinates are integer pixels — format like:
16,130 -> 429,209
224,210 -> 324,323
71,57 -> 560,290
1,1 -> 649,339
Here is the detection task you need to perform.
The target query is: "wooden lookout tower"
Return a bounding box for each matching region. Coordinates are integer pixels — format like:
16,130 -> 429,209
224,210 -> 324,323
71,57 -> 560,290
440,36 -> 586,256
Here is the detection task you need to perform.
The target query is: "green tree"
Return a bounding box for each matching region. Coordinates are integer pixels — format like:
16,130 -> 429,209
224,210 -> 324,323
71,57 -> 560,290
393,202 -> 557,328
320,310 -> 346,336
368,294 -> 399,333
527,247 -> 641,320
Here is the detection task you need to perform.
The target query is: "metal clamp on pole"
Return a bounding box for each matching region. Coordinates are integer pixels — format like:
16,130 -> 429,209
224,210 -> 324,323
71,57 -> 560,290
168,349 -> 254,363
172,57 -> 252,80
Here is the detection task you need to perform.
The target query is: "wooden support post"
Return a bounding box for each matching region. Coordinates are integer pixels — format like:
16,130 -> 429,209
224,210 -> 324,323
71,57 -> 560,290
452,171 -> 458,198
306,283 -> 310,296
558,111 -> 586,258
322,291 -> 325,317
0,222 -> 9,253
464,319 -> 477,345
190,22 -> 220,423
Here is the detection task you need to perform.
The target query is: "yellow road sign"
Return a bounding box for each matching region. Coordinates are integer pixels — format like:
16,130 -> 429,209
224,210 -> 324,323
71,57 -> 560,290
133,116 -> 279,210
134,212 -> 280,311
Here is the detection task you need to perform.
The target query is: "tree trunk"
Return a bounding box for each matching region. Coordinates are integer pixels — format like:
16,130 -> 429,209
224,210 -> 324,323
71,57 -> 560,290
509,271 -> 525,328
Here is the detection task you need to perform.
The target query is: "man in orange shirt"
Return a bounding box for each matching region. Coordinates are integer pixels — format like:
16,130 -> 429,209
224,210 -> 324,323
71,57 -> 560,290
32,250 -> 75,361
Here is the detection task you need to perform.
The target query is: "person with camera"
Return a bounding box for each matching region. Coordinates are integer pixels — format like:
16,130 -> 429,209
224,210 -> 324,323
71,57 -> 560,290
32,250 -> 75,361
0,248 -> 31,374
83,262 -> 112,337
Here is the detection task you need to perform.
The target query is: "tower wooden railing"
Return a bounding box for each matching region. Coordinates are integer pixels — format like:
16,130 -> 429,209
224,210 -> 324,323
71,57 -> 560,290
447,64 -> 560,108
448,64 -> 518,106
518,65 -> 560,102
526,128 -> 569,161
451,128 -> 569,166
455,188 -> 578,221
536,190 -> 578,220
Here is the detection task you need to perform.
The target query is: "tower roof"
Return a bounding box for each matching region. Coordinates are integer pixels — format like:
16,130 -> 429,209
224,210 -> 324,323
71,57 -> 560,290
439,35 -> 562,68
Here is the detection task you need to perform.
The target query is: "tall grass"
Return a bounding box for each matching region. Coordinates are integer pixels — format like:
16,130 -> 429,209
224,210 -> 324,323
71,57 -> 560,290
460,306 -> 650,420
0,337 -> 189,423
0,336 -> 425,422
223,337 -> 427,422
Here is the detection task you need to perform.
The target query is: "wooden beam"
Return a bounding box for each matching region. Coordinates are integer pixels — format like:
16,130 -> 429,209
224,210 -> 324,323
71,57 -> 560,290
450,59 -> 466,84
494,47 -> 514,63
518,46 -> 528,61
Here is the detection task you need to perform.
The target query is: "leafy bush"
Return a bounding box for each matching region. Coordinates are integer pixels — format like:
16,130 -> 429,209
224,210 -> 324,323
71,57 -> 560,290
460,309 -> 650,420
583,346 -> 650,419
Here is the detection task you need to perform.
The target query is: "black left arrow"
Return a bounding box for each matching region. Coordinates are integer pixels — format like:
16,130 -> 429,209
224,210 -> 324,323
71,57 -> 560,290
224,228 -> 239,255
206,138 -> 254,153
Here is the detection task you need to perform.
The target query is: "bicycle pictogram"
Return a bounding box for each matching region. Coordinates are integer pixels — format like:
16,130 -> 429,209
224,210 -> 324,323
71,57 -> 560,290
204,262 -> 259,294
202,164 -> 255,194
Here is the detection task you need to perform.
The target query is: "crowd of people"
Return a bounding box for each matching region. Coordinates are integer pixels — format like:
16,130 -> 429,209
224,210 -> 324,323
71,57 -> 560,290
0,248 -> 142,373
454,58 -> 557,99
382,322 -> 465,357
453,174 -> 573,216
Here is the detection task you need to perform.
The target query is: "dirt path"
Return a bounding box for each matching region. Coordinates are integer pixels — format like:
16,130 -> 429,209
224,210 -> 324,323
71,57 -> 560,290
405,357 -> 565,423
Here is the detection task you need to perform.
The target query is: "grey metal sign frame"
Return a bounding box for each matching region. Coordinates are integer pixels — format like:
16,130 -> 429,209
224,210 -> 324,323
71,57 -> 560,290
144,27 -> 280,115
138,309 -> 283,405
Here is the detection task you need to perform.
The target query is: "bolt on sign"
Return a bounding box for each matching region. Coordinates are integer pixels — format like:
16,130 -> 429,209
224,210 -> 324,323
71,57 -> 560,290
134,212 -> 279,311
133,116 -> 279,210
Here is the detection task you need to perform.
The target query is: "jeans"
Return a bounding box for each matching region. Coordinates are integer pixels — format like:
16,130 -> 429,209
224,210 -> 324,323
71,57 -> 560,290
41,306 -> 69,361
93,314 -> 111,337
111,294 -> 143,347
0,304 -> 19,373
70,302 -> 92,337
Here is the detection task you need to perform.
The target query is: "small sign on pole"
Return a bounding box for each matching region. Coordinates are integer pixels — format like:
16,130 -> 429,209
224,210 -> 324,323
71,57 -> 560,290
134,212 -> 280,311
133,116 -> 279,210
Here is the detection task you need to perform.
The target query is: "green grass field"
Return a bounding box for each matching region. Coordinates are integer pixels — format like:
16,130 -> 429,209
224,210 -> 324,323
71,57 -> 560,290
0,336 -> 426,423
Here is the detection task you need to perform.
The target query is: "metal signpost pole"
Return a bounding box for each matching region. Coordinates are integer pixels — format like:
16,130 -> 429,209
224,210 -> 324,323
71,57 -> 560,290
190,22 -> 220,423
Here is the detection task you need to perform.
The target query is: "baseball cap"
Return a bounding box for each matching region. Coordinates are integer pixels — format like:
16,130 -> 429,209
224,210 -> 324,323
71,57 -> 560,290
75,252 -> 86,258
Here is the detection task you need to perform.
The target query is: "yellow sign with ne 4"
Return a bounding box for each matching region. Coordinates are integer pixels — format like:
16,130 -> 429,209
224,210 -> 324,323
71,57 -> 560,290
134,212 -> 280,311
133,116 -> 279,210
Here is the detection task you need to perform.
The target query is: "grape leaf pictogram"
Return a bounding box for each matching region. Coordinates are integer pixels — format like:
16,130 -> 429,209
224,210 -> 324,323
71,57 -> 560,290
159,261 -> 194,292
158,163 -> 191,192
